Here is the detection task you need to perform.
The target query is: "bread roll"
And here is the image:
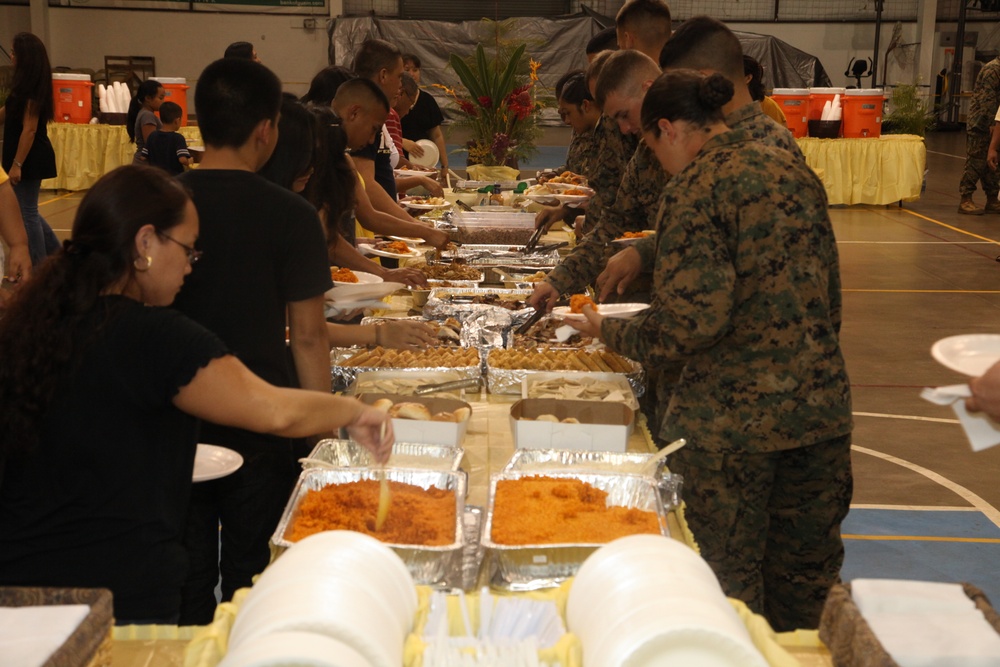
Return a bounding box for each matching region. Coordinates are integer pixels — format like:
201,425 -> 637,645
561,417 -> 580,424
535,414 -> 560,423
389,402 -> 433,420
430,412 -> 455,422
451,407 -> 471,423
372,398 -> 394,413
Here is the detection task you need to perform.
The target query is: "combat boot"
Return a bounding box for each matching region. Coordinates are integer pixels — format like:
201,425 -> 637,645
986,198 -> 1000,214
959,196 -> 985,215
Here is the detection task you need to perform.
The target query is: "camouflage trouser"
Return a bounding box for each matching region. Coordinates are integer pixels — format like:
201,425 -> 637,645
960,129 -> 999,199
667,435 -> 853,632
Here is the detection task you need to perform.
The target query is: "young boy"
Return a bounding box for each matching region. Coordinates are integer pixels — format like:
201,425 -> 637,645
139,101 -> 191,175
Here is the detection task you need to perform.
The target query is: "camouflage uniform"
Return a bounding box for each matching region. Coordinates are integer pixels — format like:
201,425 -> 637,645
545,139 -> 665,295
564,126 -> 599,178
601,128 -> 853,631
577,115 -> 638,237
961,57 -> 1000,200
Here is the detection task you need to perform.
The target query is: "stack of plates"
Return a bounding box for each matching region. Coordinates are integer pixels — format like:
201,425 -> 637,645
223,531 -> 417,667
567,535 -> 768,667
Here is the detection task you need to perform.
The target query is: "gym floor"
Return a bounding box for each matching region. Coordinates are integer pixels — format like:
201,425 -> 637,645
36,128 -> 1000,603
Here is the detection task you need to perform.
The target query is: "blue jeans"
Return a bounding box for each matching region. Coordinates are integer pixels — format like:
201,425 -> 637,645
12,179 -> 60,266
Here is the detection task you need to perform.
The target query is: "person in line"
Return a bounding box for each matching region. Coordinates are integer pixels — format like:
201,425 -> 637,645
390,74 -> 444,197
127,79 -> 165,164
959,54 -> 1000,215
171,58 -> 334,624
595,15 -> 810,303
139,101 -> 191,175
0,32 -> 59,266
743,55 -> 787,127
259,96 -> 434,346
968,360 -> 1000,420
0,167 -> 32,303
0,165 -> 393,624
224,41 -> 261,63
986,106 -> 1000,171
585,26 -> 618,63
614,0 -> 673,59
400,53 -> 449,183
572,69 -> 853,632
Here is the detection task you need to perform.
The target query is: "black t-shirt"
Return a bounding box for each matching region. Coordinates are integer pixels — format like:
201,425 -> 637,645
401,89 -> 445,142
351,125 -> 397,200
173,170 -> 332,450
142,130 -> 190,176
0,296 -> 227,621
1,92 -> 57,180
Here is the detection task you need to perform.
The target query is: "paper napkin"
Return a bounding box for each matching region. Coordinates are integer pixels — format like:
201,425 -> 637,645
920,384 -> 1000,451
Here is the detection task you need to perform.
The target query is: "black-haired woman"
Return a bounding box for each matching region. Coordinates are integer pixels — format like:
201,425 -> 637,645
572,69 -> 852,632
0,32 -> 59,265
0,165 -> 393,624
127,79 -> 165,163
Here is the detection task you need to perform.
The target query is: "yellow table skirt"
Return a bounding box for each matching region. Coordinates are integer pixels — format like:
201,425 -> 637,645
43,123 -> 203,191
796,134 -> 926,206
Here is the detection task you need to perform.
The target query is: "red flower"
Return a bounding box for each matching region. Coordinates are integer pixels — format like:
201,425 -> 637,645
478,96 -> 494,109
509,83 -> 531,98
458,100 -> 478,117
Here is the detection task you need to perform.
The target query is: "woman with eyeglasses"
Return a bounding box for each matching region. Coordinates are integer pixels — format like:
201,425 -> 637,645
0,165 -> 394,624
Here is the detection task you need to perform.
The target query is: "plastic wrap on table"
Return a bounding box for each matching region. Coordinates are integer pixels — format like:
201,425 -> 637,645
272,467 -> 466,586
304,438 -> 464,472
330,346 -> 482,393
482,471 -> 668,588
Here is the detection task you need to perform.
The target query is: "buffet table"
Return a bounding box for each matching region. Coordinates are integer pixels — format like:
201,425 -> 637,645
796,134 -> 926,206
43,123 -> 203,191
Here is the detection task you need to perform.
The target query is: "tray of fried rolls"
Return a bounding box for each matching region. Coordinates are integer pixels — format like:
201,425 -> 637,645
331,345 -> 481,392
272,467 -> 466,586
485,346 -> 644,395
482,471 -> 668,588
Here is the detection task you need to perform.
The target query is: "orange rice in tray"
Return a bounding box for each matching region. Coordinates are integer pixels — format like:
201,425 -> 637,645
286,480 -> 456,546
491,476 -> 661,546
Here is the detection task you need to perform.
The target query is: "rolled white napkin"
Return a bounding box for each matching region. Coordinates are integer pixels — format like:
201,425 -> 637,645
920,384 -> 1000,451
554,324 -> 580,344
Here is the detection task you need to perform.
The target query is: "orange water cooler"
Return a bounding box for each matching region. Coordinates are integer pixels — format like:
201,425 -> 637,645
52,73 -> 94,124
842,89 -> 885,138
151,77 -> 190,126
771,88 -> 809,138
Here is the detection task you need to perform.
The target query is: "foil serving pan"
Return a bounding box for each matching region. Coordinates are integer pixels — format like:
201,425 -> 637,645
304,438 -> 464,472
272,467 -> 466,586
440,245 -> 562,270
486,362 -> 645,397
423,288 -> 534,325
481,471 -> 668,587
330,347 -> 482,393
503,448 -> 656,475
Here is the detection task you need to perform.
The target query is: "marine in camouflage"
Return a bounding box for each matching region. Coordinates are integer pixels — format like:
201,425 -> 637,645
565,125 -> 599,178
578,114 -> 637,237
601,128 -> 852,629
961,58 -> 1000,199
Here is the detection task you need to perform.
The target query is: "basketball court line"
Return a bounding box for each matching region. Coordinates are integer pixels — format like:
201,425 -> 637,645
851,504 -> 978,511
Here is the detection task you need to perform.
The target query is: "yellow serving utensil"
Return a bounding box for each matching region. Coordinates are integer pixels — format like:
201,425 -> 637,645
375,420 -> 391,531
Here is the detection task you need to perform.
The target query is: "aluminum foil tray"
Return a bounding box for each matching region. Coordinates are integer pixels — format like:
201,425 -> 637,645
330,347 -> 482,393
272,467 -> 466,586
304,438 -> 464,472
486,363 -> 645,397
348,369 -> 473,399
426,278 -> 484,289
440,245 -> 562,269
423,288 -> 534,324
482,471 -> 668,587
503,449 -> 656,475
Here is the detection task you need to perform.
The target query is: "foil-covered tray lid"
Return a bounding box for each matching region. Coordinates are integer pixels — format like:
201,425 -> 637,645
303,438 -> 464,471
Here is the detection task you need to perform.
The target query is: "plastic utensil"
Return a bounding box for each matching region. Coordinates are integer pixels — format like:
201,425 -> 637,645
642,438 -> 687,475
375,420 -> 391,531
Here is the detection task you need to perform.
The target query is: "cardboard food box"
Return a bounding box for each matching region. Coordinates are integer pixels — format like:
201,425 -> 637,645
509,398 -> 634,452
358,393 -> 471,448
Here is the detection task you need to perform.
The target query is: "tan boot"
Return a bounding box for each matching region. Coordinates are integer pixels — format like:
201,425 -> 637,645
986,198 -> 1000,214
959,197 -> 985,215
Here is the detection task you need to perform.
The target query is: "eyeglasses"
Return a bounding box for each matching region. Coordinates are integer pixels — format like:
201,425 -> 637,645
157,230 -> 203,265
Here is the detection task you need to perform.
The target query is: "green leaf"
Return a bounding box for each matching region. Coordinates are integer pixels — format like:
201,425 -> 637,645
496,43 -> 526,103
475,44 -> 494,99
450,52 -> 486,101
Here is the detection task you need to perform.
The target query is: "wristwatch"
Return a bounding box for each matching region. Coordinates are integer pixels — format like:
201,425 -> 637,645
12,159 -> 23,168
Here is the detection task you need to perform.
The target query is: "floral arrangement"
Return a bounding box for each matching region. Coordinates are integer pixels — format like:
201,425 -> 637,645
434,34 -> 545,168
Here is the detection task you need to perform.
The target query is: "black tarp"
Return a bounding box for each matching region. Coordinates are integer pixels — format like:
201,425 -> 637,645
330,15 -> 831,125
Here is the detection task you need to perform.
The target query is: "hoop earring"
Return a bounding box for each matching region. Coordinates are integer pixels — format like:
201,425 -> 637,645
134,255 -> 152,272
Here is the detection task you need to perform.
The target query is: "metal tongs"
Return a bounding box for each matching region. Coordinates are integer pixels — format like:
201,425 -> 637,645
522,223 -> 546,254
414,377 -> 482,396
514,307 -> 546,335
455,199 -> 475,212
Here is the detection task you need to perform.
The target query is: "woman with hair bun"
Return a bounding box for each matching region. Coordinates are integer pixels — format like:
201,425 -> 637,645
127,79 -> 166,163
0,165 -> 393,624
573,68 -> 852,631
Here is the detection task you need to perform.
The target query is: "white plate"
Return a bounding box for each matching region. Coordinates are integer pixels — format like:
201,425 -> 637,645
410,139 -> 440,167
546,183 -> 595,196
612,232 -> 656,246
553,303 -> 651,321
388,236 -> 425,246
332,270 -> 383,286
326,299 -> 391,314
526,193 -> 591,206
193,444 -> 243,482
359,244 -> 424,259
931,334 -> 1000,376
400,198 -> 452,210
326,281 -> 404,302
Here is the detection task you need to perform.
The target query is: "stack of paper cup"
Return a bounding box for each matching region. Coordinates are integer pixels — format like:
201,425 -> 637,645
222,531 -> 417,667
567,534 -> 769,667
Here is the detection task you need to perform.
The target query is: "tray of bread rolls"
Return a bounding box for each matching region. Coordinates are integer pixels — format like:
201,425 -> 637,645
485,347 -> 644,395
330,346 -> 481,392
